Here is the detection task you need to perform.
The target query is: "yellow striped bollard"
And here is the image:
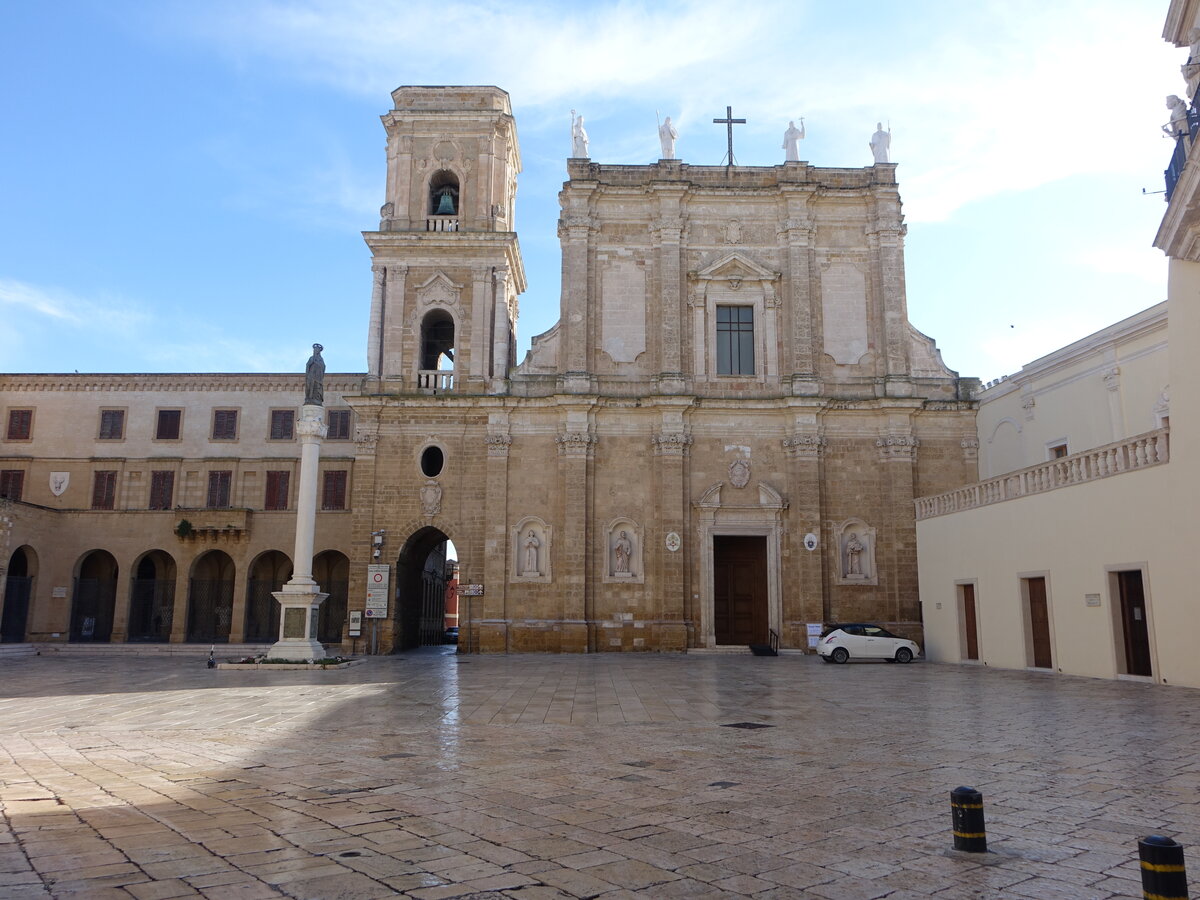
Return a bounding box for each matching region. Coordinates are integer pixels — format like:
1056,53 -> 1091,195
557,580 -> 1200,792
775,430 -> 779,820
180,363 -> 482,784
1139,835 -> 1187,900
950,786 -> 986,853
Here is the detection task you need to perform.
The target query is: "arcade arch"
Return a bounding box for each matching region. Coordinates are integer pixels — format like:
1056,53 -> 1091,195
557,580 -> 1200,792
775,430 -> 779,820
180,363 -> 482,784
187,550 -> 234,643
2,546 -> 35,643
128,550 -> 176,643
71,550 -> 118,642
245,550 -> 292,643
394,526 -> 455,651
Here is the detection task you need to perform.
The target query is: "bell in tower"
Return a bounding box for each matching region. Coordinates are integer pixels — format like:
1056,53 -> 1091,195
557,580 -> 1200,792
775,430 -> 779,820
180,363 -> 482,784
433,185 -> 457,216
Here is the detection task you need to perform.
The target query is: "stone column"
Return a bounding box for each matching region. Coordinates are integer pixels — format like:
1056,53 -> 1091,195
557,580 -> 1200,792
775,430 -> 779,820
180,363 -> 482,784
875,414 -> 920,626
654,184 -> 687,393
561,215 -> 592,392
779,194 -> 819,395
268,404 -> 328,660
366,265 -> 385,378
490,267 -> 512,390
381,264 -> 407,384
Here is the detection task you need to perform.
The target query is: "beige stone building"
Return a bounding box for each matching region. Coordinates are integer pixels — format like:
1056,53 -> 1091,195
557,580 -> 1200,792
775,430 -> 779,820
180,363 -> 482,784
1,85 -> 979,655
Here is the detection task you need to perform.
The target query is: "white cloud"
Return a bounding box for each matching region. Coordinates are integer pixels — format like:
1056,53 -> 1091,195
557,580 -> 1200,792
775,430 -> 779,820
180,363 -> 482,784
0,279 -> 148,332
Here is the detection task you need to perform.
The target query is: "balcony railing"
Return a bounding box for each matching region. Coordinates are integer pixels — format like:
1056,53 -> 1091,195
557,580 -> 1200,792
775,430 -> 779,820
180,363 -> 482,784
426,216 -> 459,232
915,427 -> 1169,521
417,370 -> 455,393
1164,104 -> 1200,201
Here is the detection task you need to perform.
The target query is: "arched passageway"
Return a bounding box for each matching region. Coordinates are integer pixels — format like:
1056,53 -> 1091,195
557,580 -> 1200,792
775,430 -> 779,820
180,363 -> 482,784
187,551 -> 234,643
245,551 -> 291,643
71,550 -> 118,642
314,550 -> 349,645
128,551 -> 176,642
2,547 -> 35,643
394,527 -> 452,651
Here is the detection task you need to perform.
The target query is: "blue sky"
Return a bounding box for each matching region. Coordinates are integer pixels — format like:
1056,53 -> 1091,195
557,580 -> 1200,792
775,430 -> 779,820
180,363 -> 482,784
0,1 -> 1181,383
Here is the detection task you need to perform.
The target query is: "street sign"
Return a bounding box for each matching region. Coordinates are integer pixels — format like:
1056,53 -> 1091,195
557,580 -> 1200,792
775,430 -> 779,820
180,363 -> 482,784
365,564 -> 390,618
460,584 -> 484,597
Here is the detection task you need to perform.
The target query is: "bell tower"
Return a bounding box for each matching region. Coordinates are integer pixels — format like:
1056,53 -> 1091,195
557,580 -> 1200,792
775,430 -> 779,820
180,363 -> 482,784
364,86 -> 525,394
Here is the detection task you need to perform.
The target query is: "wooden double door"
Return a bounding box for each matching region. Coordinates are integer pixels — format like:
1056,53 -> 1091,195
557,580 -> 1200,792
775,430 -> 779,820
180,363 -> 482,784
713,536 -> 768,645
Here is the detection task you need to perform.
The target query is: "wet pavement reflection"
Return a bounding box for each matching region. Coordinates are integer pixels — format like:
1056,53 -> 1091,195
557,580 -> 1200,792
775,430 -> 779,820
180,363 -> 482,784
1,651 -> 1197,897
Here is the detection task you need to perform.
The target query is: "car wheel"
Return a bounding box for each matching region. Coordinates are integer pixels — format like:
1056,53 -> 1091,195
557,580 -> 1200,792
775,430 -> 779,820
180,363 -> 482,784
895,647 -> 913,664
831,647 -> 849,664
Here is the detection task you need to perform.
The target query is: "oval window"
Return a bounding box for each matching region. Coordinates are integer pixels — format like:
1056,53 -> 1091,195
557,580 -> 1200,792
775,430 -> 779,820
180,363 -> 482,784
420,446 -> 445,478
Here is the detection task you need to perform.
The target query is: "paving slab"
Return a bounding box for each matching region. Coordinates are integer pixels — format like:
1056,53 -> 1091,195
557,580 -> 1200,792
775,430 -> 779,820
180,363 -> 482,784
0,649 -> 1196,897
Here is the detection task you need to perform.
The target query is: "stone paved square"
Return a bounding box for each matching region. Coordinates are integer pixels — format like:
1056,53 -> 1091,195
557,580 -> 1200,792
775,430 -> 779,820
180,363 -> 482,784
1,650 -> 1197,897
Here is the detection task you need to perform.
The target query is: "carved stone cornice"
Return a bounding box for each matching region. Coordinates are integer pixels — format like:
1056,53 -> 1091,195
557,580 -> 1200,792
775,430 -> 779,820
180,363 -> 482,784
485,433 -> 512,457
556,430 -> 596,457
782,433 -> 826,459
876,434 -> 919,461
652,432 -> 692,456
0,374 -> 366,394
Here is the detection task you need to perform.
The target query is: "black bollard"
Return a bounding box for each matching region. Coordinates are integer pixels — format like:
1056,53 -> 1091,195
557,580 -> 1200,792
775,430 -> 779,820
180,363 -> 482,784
950,786 -> 987,853
1139,835 -> 1187,900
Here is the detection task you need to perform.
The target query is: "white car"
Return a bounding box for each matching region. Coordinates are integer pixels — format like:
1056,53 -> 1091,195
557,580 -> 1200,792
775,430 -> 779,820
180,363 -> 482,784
817,624 -> 920,664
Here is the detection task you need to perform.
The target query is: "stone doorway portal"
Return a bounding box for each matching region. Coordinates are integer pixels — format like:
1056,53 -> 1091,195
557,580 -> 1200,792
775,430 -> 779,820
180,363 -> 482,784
712,535 -> 768,645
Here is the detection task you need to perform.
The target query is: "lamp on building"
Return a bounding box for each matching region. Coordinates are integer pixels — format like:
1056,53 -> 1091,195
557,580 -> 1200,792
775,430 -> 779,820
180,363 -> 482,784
371,530 -> 386,559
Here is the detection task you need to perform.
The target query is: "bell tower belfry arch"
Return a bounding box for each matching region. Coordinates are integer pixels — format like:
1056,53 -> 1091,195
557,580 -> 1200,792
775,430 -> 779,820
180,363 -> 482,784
365,86 -> 526,394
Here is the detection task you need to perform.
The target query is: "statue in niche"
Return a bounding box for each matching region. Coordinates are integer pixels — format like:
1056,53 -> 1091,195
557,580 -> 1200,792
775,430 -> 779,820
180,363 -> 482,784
304,343 -> 325,406
613,530 -> 632,575
523,529 -> 541,575
658,115 -> 678,159
570,110 -> 589,158
1165,95 -> 1189,138
782,119 -> 805,161
870,122 -> 891,163
844,532 -> 865,577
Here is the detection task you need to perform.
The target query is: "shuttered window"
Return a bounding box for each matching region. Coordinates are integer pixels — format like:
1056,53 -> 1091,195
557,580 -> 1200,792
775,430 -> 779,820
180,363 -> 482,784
264,471 -> 290,510
207,471 -> 232,508
149,471 -> 174,510
98,409 -> 125,440
326,409 -> 351,440
6,409 -> 32,440
92,471 -> 117,510
0,470 -> 24,501
322,470 -> 347,510
156,409 -> 182,440
269,410 -> 295,440
212,410 -> 238,440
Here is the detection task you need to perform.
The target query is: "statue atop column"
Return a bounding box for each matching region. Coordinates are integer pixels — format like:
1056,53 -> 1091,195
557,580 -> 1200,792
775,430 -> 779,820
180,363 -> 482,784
570,110 -> 589,158
870,122 -> 892,163
782,119 -> 805,162
305,343 -> 325,406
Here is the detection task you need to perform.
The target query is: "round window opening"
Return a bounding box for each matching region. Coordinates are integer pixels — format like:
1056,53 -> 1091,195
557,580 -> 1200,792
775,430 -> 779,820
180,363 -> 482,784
420,446 -> 445,478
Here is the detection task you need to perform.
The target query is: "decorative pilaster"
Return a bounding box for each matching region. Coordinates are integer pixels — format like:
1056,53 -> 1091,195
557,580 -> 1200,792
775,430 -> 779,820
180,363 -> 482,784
491,267 -> 513,390
480,420 -> 512,652
779,188 -> 819,395
652,417 -> 691,648
380,264 -> 408,382
367,265 -> 385,378
557,419 -> 594,650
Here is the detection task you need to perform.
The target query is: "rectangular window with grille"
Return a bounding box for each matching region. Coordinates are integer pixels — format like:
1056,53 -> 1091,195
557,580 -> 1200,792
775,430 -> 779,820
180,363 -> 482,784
212,409 -> 238,440
0,470 -> 24,501
149,471 -> 175,510
207,470 -> 232,508
269,409 -> 295,441
322,470 -> 347,510
716,306 -> 755,376
156,409 -> 182,440
6,409 -> 33,440
92,471 -> 117,510
264,470 -> 290,510
98,409 -> 125,440
326,409 -> 351,440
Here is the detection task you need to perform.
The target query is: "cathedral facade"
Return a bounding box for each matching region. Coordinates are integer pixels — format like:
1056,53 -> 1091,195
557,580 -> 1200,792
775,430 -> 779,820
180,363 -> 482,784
0,86 -> 979,655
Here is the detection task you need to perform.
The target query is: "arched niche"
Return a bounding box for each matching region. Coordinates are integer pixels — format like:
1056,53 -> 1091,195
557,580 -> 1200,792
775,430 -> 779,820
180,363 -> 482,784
834,517 -> 877,586
128,549 -> 176,643
187,550 -> 235,643
2,546 -> 37,643
245,550 -> 292,643
511,516 -> 551,583
71,549 -> 118,643
603,517 -> 643,584
315,550 -> 350,645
